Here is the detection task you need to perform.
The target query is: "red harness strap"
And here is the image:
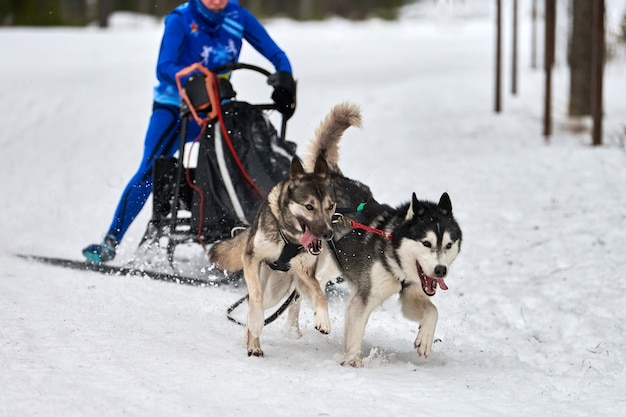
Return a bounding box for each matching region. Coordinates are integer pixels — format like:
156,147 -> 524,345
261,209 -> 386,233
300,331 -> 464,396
348,219 -> 393,241
334,213 -> 393,241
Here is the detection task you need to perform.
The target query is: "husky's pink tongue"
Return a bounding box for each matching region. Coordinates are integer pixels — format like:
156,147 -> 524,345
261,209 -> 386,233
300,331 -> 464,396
300,229 -> 318,247
437,278 -> 449,291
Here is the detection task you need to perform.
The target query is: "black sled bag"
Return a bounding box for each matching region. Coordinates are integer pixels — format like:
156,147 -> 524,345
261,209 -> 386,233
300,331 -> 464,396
190,101 -> 296,243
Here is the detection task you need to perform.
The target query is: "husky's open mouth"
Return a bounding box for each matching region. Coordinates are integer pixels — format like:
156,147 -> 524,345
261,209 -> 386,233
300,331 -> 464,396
416,261 -> 448,297
299,227 -> 323,255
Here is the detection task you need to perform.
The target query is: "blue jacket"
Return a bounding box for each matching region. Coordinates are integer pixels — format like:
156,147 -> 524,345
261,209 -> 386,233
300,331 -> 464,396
154,0 -> 292,106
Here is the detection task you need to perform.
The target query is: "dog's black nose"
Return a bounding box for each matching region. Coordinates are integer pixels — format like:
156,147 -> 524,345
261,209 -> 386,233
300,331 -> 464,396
434,265 -> 447,277
322,229 -> 333,241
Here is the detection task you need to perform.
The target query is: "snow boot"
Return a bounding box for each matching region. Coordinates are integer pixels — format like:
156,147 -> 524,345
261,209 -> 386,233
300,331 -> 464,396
82,235 -> 117,263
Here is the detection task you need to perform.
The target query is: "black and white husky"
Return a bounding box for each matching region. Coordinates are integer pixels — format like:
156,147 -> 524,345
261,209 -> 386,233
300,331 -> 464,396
316,192 -> 462,367
305,102 -> 463,367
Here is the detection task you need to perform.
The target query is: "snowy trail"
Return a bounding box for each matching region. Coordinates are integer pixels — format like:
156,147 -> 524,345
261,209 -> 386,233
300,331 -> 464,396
2,2 -> 626,416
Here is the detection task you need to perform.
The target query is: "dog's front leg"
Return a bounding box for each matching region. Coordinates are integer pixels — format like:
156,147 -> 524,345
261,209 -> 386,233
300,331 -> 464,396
342,294 -> 370,367
343,269 -> 402,367
399,284 -> 439,357
342,293 -> 394,367
243,254 -> 265,357
414,308 -> 438,357
293,259 -> 330,334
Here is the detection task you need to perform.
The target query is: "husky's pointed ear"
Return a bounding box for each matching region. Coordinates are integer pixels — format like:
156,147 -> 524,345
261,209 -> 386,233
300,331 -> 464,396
406,192 -> 425,220
438,192 -> 452,215
313,156 -> 329,180
290,156 -> 306,179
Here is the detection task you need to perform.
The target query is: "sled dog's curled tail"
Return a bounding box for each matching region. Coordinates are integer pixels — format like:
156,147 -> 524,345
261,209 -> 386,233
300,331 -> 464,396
208,228 -> 249,272
304,102 -> 362,174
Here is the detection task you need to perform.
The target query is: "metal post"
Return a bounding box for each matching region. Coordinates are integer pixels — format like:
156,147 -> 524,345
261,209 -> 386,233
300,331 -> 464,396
591,0 -> 605,146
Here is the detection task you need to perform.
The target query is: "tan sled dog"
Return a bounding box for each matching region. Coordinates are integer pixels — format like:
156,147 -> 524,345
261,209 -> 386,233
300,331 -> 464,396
209,155 -> 337,357
209,103 -> 366,357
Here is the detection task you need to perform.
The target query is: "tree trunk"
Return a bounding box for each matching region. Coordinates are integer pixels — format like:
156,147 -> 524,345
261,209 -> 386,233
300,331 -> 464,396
98,0 -> 112,28
568,0 -> 593,116
60,0 -> 87,25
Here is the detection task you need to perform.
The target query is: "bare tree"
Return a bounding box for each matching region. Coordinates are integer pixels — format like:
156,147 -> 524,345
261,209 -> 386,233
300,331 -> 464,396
568,0 -> 593,116
98,0 -> 112,28
60,0 -> 87,25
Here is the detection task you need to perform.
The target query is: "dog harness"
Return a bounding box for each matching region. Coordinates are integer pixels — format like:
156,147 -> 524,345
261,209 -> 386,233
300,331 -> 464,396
266,229 -> 303,272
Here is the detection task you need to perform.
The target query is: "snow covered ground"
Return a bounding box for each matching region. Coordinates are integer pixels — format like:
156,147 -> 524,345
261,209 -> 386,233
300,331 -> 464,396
2,1 -> 626,416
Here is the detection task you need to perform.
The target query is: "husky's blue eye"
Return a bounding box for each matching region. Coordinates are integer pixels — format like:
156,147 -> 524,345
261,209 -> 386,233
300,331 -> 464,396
328,202 -> 335,211
422,241 -> 432,248
305,204 -> 314,211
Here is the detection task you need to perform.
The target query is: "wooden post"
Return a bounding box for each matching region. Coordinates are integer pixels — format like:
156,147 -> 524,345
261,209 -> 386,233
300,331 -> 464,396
512,0 -> 519,95
543,0 -> 556,139
591,0 -> 605,146
495,0 -> 502,113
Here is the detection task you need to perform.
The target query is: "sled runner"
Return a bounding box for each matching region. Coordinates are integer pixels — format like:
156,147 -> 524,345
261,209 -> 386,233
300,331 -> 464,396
138,62 -> 297,263
16,254 -> 239,287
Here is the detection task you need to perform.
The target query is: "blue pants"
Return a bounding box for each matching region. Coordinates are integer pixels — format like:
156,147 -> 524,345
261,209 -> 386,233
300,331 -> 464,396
106,102 -> 202,243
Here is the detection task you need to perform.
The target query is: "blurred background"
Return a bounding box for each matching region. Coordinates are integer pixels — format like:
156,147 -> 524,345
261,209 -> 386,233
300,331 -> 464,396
0,0 -> 408,26
1,0 -> 625,143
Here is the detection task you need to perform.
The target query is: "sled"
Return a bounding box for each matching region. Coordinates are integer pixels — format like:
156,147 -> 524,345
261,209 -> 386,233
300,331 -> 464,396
138,62 -> 297,263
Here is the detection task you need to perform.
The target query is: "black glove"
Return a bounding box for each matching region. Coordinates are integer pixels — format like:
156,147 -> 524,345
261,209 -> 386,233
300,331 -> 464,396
218,78 -> 236,100
268,71 -> 296,120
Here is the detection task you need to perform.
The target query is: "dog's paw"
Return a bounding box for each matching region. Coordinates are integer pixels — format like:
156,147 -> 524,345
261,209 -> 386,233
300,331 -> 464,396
315,324 -> 330,335
414,326 -> 435,357
248,348 -> 264,357
247,331 -> 264,357
340,355 -> 363,368
314,311 -> 331,335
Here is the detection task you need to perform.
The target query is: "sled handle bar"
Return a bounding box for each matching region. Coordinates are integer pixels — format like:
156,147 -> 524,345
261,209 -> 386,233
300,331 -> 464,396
211,62 -> 272,77
212,62 -> 282,117
217,63 -> 288,141
175,62 -> 287,139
